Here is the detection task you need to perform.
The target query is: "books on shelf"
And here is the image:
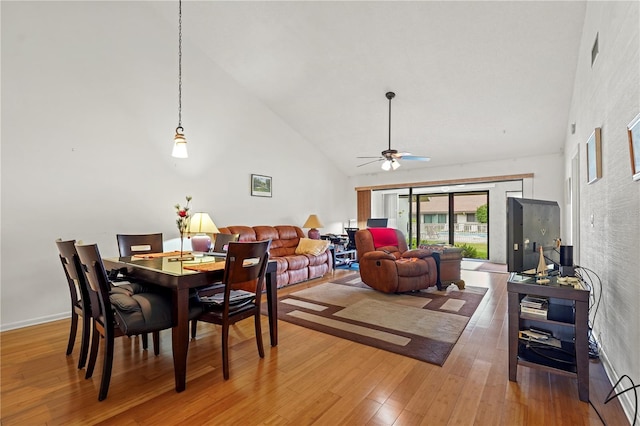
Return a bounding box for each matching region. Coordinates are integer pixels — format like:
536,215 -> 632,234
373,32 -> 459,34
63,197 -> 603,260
520,307 -> 548,319
521,295 -> 548,308
520,295 -> 548,319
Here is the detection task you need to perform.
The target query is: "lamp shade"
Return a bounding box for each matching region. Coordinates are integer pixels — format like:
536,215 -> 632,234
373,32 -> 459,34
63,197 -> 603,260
188,212 -> 218,252
188,212 -> 219,234
303,214 -> 323,239
303,214 -> 323,229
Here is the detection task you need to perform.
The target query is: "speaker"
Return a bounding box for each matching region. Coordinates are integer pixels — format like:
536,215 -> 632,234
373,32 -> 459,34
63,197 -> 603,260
560,245 -> 574,266
560,265 -> 576,277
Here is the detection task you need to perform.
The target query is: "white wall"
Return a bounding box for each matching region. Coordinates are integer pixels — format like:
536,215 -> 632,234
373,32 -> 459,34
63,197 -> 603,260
564,1 -> 640,422
0,2 -> 349,330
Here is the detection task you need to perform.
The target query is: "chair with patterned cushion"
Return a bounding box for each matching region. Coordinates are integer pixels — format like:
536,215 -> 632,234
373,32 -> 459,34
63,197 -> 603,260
355,228 -> 438,293
76,243 -> 176,401
117,232 -> 201,340
196,239 -> 271,380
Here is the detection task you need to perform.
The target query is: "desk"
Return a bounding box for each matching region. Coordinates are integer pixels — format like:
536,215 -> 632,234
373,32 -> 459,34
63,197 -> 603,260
333,249 -> 357,268
103,255 -> 278,392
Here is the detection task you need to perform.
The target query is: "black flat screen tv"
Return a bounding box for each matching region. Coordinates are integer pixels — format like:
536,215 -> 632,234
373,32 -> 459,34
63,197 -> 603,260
507,197 -> 561,273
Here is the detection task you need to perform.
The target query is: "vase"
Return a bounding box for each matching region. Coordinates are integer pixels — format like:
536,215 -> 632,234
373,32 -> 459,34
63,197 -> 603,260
169,234 -> 194,262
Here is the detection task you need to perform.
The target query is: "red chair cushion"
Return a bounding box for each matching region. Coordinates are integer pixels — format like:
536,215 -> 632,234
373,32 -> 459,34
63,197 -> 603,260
369,228 -> 399,249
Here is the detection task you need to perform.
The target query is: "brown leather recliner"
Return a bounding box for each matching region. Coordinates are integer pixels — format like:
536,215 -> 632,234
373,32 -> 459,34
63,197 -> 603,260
355,228 -> 438,293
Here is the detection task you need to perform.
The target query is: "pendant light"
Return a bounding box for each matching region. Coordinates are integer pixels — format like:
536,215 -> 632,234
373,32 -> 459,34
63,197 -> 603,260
171,0 -> 188,158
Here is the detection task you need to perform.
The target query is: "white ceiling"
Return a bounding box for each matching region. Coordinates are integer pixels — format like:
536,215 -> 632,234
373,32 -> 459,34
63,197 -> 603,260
158,1 -> 587,176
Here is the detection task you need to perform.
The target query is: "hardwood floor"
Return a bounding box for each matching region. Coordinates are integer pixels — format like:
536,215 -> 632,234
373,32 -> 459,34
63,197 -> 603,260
0,269 -> 629,425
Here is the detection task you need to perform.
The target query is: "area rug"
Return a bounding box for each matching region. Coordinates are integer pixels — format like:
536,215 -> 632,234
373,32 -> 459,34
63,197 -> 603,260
276,273 -> 487,366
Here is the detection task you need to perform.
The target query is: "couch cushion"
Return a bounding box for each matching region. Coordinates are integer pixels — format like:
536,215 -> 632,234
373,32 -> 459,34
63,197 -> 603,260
222,226 -> 256,242
284,254 -> 310,270
275,225 -> 303,240
278,226 -> 304,257
305,251 -> 330,266
254,225 -> 280,241
273,257 -> 289,275
287,268 -> 309,285
295,238 -> 330,256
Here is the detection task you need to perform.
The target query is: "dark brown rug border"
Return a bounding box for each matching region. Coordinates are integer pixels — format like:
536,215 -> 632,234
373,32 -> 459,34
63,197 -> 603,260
274,273 -> 487,366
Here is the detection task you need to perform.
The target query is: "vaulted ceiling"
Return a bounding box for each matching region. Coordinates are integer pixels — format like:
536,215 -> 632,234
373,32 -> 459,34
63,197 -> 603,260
155,1 -> 587,176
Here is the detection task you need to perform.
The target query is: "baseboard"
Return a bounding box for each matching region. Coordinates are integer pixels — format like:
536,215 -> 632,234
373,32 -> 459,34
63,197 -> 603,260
599,346 -> 639,425
0,312 -> 70,332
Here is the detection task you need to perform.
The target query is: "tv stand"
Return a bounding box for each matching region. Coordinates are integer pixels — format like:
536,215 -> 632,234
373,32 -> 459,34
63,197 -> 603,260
507,273 -> 590,402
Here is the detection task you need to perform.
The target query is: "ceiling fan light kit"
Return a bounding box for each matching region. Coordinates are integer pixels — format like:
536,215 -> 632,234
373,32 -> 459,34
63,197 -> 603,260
357,91 -> 431,171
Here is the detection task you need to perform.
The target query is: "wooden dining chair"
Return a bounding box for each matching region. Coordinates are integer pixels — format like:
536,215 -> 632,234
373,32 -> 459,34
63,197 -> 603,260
56,239 -> 164,367
116,233 -> 164,257
75,243 -> 175,401
117,232 -> 200,339
196,239 -> 271,380
56,239 -> 92,370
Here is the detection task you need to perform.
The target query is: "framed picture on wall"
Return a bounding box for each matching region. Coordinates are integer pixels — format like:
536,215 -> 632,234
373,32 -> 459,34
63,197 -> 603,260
586,127 -> 602,184
251,174 -> 272,197
628,113 -> 640,181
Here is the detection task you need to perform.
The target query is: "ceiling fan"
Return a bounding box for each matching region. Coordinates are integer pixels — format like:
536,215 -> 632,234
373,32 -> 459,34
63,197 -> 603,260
357,91 -> 431,171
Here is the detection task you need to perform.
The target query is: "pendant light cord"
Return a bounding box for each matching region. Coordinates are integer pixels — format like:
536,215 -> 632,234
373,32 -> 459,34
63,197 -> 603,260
388,95 -> 392,151
177,0 -> 183,128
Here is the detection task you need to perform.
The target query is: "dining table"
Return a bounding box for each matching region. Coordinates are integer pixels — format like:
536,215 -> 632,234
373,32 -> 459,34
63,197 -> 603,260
103,252 -> 278,392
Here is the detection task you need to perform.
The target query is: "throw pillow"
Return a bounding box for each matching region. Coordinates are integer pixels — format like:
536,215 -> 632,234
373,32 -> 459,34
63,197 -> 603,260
295,238 -> 330,256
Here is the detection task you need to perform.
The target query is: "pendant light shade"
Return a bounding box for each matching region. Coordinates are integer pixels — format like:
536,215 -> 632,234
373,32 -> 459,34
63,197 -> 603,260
172,126 -> 188,158
171,0 -> 188,158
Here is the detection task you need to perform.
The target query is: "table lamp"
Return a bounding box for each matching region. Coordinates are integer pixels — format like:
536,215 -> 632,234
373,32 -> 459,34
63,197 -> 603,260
188,212 -> 219,252
303,214 -> 323,240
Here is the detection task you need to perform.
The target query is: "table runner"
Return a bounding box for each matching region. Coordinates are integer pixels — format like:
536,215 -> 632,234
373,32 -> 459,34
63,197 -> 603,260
132,251 -> 190,259
183,261 -> 225,272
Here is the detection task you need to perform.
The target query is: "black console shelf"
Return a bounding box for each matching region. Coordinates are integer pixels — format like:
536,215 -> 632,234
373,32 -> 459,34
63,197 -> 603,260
508,273 -> 590,402
517,340 -> 577,374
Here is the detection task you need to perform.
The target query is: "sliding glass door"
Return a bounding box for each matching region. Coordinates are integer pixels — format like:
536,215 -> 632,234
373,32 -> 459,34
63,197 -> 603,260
451,192 -> 488,259
368,179 -> 525,263
399,190 -> 489,259
416,194 -> 449,245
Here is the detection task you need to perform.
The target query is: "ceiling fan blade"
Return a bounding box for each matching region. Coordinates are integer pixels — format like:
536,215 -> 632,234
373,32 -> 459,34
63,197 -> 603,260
357,158 -> 384,167
400,155 -> 431,161
391,151 -> 411,158
356,156 -> 383,159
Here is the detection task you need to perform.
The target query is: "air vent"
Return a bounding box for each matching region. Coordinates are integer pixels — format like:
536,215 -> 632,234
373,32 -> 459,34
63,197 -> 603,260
591,33 -> 599,67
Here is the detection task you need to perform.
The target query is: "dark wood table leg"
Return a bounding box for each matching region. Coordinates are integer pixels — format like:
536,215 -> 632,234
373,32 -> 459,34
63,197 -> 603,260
575,298 -> 589,402
265,268 -> 278,346
172,287 -> 190,392
508,290 -> 520,382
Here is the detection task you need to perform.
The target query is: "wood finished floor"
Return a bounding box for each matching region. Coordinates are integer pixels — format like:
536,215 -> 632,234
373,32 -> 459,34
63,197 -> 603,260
0,269 -> 629,425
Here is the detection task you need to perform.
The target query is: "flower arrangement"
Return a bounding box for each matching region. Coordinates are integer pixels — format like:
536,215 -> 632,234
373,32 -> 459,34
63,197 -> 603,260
175,195 -> 192,256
